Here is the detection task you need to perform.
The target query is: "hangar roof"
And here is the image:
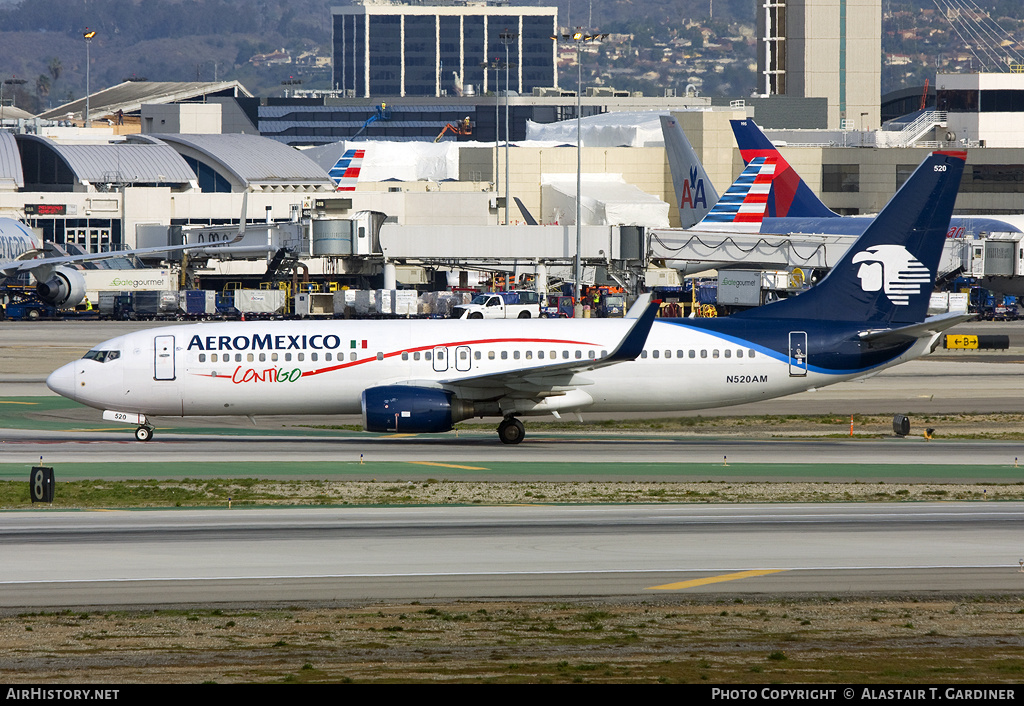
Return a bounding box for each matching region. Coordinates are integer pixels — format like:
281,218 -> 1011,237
0,131 -> 24,190
38,81 -> 252,122
17,134 -> 197,187
146,133 -> 334,191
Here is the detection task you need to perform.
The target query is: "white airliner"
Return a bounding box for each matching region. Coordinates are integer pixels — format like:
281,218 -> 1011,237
47,150 -> 969,444
1,214 -> 245,311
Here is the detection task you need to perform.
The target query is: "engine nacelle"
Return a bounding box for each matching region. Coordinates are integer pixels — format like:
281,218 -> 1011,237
361,385 -> 474,434
35,266 -> 86,308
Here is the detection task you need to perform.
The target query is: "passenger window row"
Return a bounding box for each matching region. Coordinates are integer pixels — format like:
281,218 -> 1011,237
194,347 -> 756,365
399,349 -> 607,361
197,351 -> 359,363
639,349 -> 756,359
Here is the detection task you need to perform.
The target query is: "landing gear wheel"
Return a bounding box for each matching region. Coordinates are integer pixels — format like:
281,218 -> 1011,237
497,417 -> 525,445
134,425 -> 153,442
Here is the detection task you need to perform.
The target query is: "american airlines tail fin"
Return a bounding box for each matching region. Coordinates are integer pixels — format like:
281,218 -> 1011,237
730,119 -> 838,219
694,156 -> 777,232
329,148 -> 365,192
660,115 -> 719,228
739,151 -> 967,325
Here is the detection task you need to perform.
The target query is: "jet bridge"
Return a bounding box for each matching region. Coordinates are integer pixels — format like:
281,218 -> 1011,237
647,228 -> 971,283
646,228 -> 858,275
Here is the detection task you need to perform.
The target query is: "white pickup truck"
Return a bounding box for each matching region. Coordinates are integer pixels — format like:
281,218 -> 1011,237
452,291 -> 542,319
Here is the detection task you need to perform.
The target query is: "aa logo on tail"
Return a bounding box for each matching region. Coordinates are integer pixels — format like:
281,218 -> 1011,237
680,166 -> 708,210
851,245 -> 931,305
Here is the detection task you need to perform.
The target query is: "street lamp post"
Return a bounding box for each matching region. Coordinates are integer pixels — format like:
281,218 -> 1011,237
84,29 -> 96,127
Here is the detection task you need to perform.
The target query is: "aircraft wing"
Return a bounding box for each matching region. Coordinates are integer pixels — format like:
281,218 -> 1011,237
858,312 -> 974,345
0,234 -> 244,278
403,301 -> 658,399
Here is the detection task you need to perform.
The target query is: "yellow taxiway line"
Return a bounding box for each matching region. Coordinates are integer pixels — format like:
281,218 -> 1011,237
408,461 -> 490,471
648,569 -> 787,590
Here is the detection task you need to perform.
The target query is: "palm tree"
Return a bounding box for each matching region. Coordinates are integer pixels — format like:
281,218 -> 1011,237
36,74 -> 51,111
47,57 -> 62,104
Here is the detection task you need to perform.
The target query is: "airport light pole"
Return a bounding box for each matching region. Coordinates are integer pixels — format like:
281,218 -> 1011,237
555,28 -> 606,313
84,29 -> 96,127
500,30 -> 517,226
482,58 -> 503,223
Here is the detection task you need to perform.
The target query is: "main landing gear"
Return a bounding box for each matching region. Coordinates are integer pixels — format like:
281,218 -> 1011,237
497,416 -> 525,445
134,425 -> 154,442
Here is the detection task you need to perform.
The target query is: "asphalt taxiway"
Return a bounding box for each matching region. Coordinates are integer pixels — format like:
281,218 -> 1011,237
3,428 -> 1024,482
1,503 -> 1021,607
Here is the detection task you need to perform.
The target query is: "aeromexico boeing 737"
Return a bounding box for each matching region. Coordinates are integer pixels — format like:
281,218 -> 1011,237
48,151 -> 968,444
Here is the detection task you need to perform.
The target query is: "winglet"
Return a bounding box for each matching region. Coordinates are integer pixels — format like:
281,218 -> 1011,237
603,299 -> 658,363
513,197 -> 539,226
624,292 -> 652,319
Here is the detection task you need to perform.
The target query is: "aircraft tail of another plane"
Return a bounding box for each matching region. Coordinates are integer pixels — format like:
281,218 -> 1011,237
739,150 -> 967,325
695,156 -> 777,232
329,149 -> 365,192
660,115 -> 719,228
730,119 -> 838,219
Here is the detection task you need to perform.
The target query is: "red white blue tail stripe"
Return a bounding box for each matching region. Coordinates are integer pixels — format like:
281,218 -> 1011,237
698,157 -> 776,231
329,149 -> 364,191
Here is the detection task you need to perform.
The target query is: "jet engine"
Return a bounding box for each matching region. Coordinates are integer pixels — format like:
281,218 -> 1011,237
361,385 -> 476,433
34,266 -> 87,308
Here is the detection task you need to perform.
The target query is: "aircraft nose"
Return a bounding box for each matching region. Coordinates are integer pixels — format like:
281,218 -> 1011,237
46,363 -> 77,401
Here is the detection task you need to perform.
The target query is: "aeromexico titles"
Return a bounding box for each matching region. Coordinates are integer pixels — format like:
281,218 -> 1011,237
47,149 -> 970,444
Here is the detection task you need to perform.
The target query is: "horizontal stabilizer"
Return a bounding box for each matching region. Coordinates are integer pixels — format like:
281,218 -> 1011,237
858,313 -> 974,345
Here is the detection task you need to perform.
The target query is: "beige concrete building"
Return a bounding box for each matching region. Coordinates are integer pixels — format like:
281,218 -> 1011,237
758,0 -> 881,130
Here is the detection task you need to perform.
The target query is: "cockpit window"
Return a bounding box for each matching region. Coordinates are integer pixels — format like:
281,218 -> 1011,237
83,350 -> 120,363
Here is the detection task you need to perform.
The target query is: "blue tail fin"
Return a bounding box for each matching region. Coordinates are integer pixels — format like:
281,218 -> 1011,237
730,119 -> 838,219
660,115 -> 719,228
738,151 -> 967,324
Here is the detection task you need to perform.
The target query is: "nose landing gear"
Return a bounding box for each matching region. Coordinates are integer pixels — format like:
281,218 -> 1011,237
134,425 -> 154,442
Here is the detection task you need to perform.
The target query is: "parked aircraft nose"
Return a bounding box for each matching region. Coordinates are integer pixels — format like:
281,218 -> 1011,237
46,363 -> 77,401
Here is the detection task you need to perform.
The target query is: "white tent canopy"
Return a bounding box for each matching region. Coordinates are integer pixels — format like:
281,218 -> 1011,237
541,173 -> 669,227
304,140 -> 461,182
525,110 -> 670,147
